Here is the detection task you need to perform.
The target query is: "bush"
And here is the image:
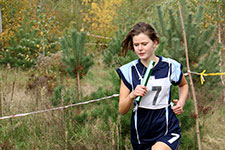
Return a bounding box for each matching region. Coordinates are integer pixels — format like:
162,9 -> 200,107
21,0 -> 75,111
0,5 -> 60,69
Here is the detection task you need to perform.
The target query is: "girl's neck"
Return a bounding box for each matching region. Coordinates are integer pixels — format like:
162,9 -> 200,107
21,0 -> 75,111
141,56 -> 159,67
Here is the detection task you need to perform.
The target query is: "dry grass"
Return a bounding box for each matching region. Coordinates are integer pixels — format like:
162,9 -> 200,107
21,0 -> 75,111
0,63 -> 123,149
0,68 -> 52,116
201,101 -> 225,150
81,54 -> 115,97
1,49 -> 225,149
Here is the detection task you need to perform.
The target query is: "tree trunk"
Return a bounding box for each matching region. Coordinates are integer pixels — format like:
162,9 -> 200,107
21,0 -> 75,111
77,71 -> 81,113
178,5 -> 202,150
77,72 -> 81,100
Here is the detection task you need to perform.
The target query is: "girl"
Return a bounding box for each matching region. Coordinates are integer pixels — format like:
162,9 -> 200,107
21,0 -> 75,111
116,22 -> 188,150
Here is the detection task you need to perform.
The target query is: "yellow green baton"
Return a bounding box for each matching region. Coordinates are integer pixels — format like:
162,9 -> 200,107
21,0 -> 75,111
136,61 -> 155,102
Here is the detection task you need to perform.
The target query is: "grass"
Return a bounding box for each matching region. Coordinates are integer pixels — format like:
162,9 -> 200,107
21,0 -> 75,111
0,50 -> 225,149
0,54 -> 125,149
201,102 -> 225,150
81,53 -> 116,97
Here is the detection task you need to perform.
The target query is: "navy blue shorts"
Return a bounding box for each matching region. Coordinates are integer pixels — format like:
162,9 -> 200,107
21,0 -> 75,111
131,107 -> 181,150
132,134 -> 180,150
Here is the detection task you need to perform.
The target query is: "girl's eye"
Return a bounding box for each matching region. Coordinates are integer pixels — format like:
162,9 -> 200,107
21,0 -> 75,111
134,44 -> 139,47
142,43 -> 148,46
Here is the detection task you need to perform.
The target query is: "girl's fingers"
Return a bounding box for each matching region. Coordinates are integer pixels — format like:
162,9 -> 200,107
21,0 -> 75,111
135,90 -> 146,96
134,85 -> 147,96
173,106 -> 183,115
173,99 -> 179,104
172,103 -> 183,114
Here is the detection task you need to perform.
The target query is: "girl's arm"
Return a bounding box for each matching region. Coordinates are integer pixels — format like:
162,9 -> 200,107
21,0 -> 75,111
119,80 -> 147,115
172,75 -> 189,115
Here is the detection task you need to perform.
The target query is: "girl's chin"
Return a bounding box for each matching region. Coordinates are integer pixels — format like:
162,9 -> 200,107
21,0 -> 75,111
138,56 -> 147,59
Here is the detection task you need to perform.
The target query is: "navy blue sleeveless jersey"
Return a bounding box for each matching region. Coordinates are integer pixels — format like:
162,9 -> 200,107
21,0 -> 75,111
116,56 -> 183,149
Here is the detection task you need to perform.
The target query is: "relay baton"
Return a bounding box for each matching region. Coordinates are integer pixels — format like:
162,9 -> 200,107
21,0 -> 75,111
136,61 -> 155,102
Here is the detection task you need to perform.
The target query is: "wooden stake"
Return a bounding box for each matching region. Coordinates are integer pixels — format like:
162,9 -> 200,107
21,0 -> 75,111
10,80 -> 16,102
178,5 -> 202,150
217,8 -> 225,102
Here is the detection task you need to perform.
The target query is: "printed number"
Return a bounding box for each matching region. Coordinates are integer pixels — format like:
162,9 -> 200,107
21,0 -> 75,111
152,86 -> 162,105
168,133 -> 180,144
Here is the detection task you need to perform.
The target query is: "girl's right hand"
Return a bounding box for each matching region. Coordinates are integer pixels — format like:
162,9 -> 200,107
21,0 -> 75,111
129,85 -> 147,100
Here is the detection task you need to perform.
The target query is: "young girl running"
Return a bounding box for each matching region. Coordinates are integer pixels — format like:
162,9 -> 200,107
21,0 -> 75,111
116,22 -> 189,150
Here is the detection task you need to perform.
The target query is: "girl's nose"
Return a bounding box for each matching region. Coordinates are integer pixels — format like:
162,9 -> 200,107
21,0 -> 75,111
138,45 -> 143,50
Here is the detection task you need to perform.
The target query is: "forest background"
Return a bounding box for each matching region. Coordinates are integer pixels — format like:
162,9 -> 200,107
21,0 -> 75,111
0,0 -> 225,149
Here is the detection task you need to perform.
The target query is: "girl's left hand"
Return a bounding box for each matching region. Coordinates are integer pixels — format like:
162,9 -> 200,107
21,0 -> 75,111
172,99 -> 184,115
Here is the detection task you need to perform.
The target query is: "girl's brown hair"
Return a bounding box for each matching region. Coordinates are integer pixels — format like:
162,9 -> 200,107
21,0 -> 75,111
122,22 -> 159,56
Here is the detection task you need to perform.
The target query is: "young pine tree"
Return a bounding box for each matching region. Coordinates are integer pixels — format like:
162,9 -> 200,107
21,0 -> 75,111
0,14 -> 41,68
154,1 -> 221,86
60,24 -> 93,101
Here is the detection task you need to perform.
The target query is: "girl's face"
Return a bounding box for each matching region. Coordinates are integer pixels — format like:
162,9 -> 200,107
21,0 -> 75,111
132,33 -> 157,62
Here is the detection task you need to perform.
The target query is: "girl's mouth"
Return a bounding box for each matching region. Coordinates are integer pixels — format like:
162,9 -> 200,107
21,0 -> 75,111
138,53 -> 145,56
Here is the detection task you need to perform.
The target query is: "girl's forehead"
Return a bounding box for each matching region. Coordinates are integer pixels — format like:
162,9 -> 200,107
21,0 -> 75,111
133,33 -> 152,42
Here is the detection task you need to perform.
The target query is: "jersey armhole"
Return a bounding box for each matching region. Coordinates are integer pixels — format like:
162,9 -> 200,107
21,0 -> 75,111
116,69 -> 132,91
171,72 -> 183,85
170,62 -> 183,86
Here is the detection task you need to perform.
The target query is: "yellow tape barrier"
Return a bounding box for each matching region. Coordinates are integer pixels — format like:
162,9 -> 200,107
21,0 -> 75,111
200,70 -> 225,85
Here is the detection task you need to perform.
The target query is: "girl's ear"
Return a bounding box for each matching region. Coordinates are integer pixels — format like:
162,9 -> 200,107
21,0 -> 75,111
154,40 -> 159,45
153,40 -> 159,50
153,41 -> 158,48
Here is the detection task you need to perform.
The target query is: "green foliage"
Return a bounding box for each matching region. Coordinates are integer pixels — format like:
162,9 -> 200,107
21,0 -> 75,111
180,132 -> 197,150
34,5 -> 59,56
60,24 -> 94,79
114,0 -> 164,28
48,68 -> 126,148
103,25 -> 137,67
46,0 -> 84,31
103,26 -> 126,66
50,84 -> 64,106
79,86 -> 131,149
0,14 -> 41,68
154,36 -> 169,57
154,2 -> 221,86
74,112 -> 88,124
198,43 -> 222,87
0,0 -> 38,49
170,85 -> 196,149
0,5 -> 60,69
109,70 -> 121,93
50,84 -> 77,106
178,100 -> 195,131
